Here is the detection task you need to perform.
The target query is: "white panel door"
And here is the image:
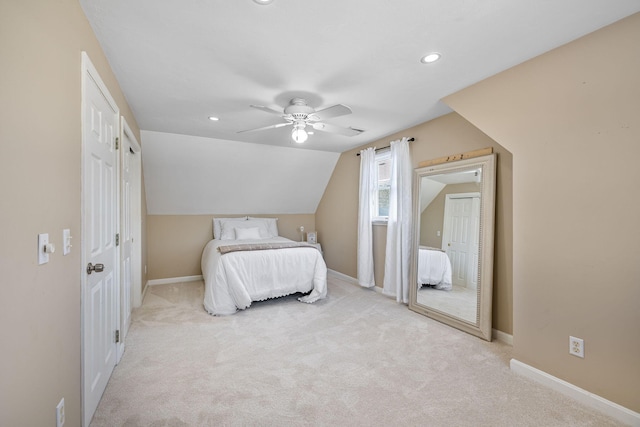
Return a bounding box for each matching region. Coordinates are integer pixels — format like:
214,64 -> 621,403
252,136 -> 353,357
442,194 -> 479,288
82,53 -> 119,427
122,118 -> 143,309
118,131 -> 134,361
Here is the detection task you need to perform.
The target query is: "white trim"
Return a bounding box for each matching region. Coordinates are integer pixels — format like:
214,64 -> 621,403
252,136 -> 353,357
327,269 -> 358,285
141,280 -> 150,304
121,117 -> 141,153
147,275 -> 203,286
446,191 -> 481,200
492,329 -> 513,345
327,269 -> 388,294
510,359 -> 640,426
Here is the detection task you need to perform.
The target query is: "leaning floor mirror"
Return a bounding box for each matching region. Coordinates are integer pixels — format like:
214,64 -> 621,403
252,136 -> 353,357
409,153 -> 496,341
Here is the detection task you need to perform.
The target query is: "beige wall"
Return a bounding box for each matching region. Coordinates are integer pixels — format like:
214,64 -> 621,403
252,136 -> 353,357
372,224 -> 388,287
444,13 -> 640,412
147,214 -> 316,280
316,113 -> 513,334
0,1 -> 143,426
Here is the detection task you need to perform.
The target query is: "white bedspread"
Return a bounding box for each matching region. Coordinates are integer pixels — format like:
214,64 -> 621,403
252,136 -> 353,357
417,246 -> 453,290
201,237 -> 327,315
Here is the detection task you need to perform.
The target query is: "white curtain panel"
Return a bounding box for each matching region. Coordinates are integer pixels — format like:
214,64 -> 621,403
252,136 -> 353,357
383,137 -> 413,303
357,147 -> 377,288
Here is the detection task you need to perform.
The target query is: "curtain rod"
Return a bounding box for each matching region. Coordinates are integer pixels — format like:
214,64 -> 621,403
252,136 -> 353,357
356,137 -> 414,156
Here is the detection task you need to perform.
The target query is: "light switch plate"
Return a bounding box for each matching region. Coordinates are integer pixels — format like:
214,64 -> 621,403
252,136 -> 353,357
38,233 -> 49,264
63,229 -> 71,255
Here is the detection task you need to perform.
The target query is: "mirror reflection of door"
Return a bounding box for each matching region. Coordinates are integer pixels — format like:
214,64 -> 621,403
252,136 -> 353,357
442,193 -> 480,290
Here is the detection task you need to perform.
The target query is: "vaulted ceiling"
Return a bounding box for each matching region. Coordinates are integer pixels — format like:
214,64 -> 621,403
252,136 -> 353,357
142,131 -> 339,215
80,1 -> 640,214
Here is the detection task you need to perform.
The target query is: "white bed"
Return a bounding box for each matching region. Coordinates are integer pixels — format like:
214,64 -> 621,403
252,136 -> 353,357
417,246 -> 452,290
201,217 -> 327,315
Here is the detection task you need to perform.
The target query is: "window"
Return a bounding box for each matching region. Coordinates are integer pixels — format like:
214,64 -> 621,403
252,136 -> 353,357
374,151 -> 391,221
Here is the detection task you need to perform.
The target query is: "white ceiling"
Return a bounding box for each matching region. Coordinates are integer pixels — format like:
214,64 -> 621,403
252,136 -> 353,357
141,131 -> 339,214
80,1 -> 639,215
420,169 -> 479,213
80,1 -> 640,153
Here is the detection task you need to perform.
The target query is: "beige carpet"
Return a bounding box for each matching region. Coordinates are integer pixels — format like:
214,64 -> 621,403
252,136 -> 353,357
91,276 -> 623,426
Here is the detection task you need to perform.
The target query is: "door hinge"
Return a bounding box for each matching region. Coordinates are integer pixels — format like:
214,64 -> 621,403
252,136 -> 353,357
115,329 -> 120,343
115,137 -> 119,150
116,233 -> 120,246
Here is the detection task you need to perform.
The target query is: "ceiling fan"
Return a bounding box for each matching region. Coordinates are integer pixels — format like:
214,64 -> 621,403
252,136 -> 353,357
238,97 -> 364,143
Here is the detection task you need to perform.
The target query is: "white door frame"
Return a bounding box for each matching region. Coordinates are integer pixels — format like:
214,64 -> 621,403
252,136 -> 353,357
118,117 -> 141,361
80,51 -> 121,427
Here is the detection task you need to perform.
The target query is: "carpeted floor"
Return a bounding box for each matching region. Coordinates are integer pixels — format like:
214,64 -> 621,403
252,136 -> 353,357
90,275 -> 624,426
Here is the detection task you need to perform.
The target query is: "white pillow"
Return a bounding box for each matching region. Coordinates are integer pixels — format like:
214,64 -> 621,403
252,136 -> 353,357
220,219 -> 269,240
213,217 -> 247,239
247,217 -> 279,238
234,227 -> 261,240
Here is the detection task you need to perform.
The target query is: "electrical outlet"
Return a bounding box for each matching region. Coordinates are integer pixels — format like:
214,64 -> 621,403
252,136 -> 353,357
569,336 -> 584,358
56,397 -> 65,427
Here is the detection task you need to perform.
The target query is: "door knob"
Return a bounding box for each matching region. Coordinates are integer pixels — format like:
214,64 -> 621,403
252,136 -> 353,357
87,262 -> 105,274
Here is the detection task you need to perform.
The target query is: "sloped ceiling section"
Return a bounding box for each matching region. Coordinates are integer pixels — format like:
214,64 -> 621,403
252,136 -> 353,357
142,131 -> 340,215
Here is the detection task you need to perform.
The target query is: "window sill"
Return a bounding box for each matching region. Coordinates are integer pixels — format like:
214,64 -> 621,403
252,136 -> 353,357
372,219 -> 388,226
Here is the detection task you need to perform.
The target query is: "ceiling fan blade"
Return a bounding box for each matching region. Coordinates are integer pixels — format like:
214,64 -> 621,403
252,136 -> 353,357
250,104 -> 284,116
311,122 -> 363,137
308,104 -> 352,121
237,122 -> 291,134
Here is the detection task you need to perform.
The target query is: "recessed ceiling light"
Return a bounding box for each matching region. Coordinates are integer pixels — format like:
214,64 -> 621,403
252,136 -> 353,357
420,53 -> 441,64
253,0 -> 273,4
208,116 -> 219,121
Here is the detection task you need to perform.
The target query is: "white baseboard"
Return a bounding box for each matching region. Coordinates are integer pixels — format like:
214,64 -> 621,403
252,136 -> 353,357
327,269 -> 358,285
147,275 -> 203,286
141,280 -> 150,304
510,359 -> 639,426
326,269 -> 387,294
492,329 -> 513,345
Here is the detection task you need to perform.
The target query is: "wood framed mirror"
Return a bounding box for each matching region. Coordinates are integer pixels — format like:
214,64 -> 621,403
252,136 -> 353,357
409,153 -> 496,340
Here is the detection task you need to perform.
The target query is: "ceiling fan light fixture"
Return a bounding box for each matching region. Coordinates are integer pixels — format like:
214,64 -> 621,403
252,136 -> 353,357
420,52 -> 441,64
291,127 -> 308,143
253,0 -> 273,4
239,97 -> 359,139
208,116 -> 219,121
